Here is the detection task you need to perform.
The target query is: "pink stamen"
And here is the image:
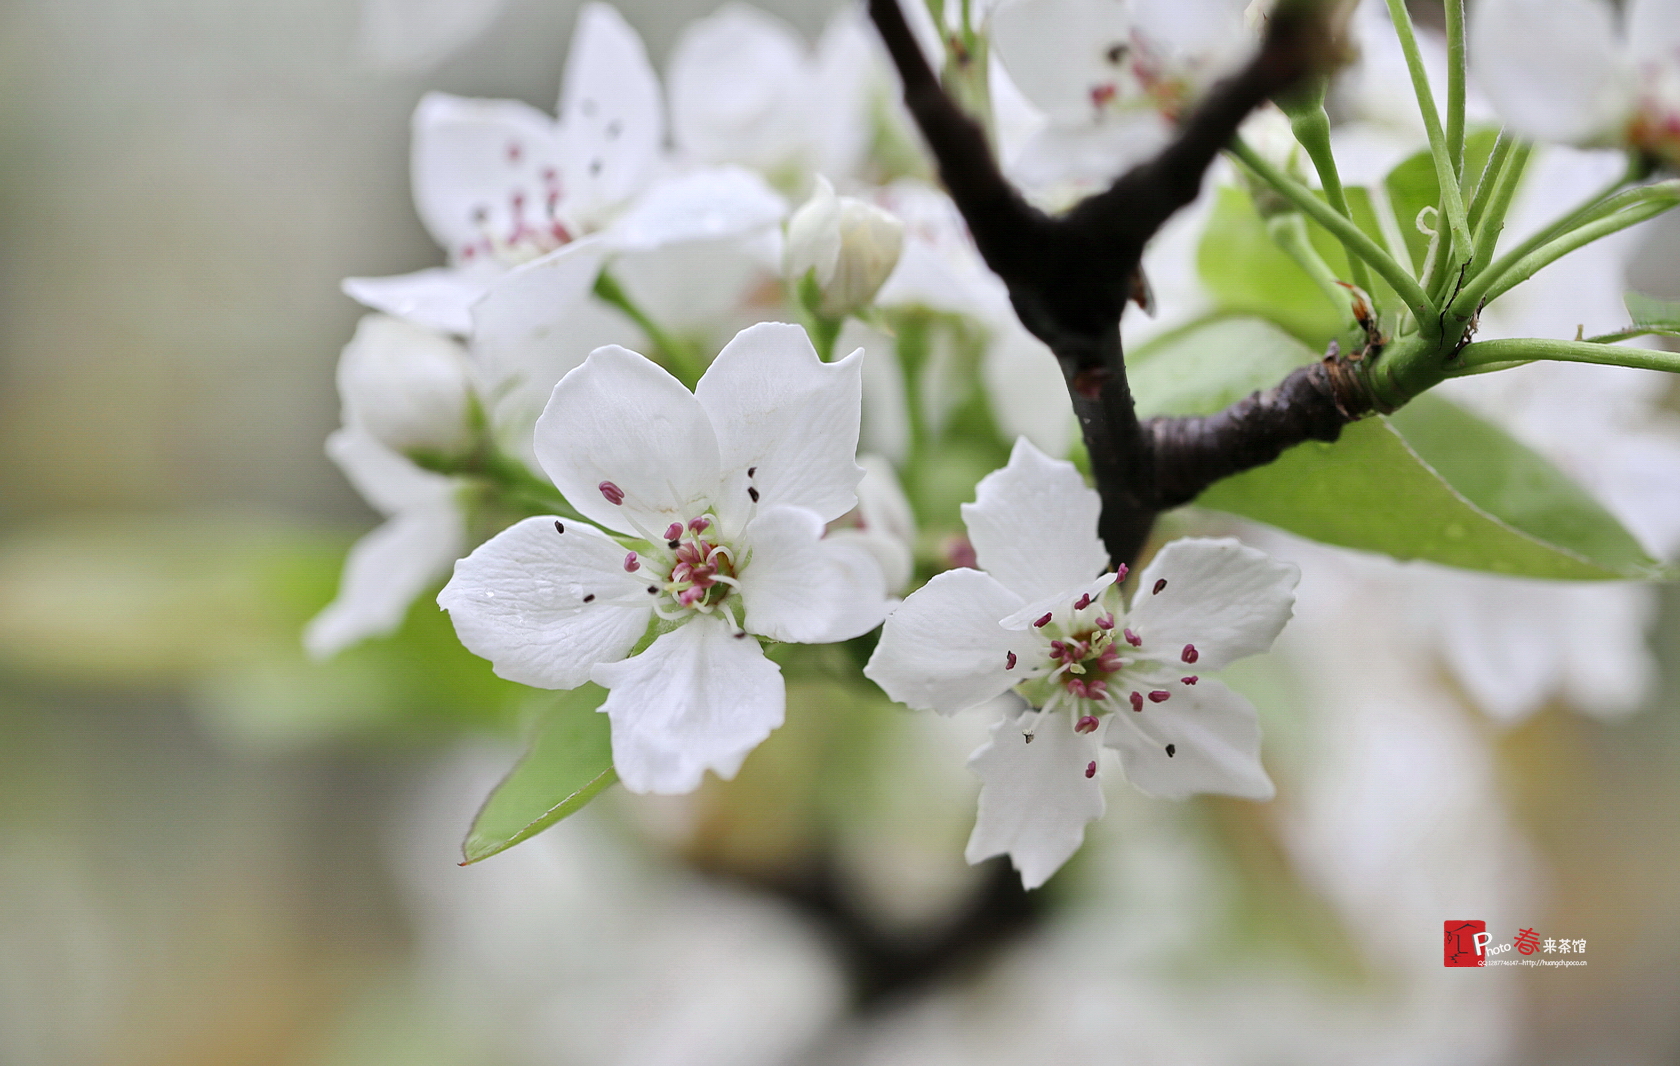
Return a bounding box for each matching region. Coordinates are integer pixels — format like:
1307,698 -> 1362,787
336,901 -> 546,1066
1085,680 -> 1108,699
678,586 -> 706,606
1095,613 -> 1115,630
1130,691 -> 1143,712
1124,628 -> 1142,647
1181,643 -> 1199,664
663,522 -> 684,541
1085,760 -> 1097,779
1065,679 -> 1088,699
1148,690 -> 1170,703
1096,647 -> 1122,671
1074,593 -> 1092,610
1181,676 -> 1199,685
1005,651 -> 1017,670
1115,564 -> 1128,582
623,551 -> 640,573
1075,715 -> 1100,734
598,481 -> 625,505
1033,612 -> 1053,628
688,517 -> 711,533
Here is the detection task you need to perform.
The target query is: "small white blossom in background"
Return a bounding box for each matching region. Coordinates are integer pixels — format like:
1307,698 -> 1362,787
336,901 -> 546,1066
439,323 -> 890,794
1471,0 -> 1680,168
866,439 -> 1296,887
343,2 -> 786,336
785,175 -> 905,318
827,454 -> 920,594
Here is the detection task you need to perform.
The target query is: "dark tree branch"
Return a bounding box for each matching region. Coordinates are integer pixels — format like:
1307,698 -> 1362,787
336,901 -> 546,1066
868,0 -> 1360,570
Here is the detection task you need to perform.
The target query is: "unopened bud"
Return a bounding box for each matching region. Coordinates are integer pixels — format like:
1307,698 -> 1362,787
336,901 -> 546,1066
784,176 -> 904,318
338,315 -> 475,455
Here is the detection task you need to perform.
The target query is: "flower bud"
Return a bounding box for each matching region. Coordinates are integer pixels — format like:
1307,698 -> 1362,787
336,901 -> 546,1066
785,176 -> 904,318
338,314 -> 476,456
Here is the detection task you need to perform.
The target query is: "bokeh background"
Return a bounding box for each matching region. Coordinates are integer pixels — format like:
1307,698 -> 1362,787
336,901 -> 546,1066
5,0 -> 1680,1062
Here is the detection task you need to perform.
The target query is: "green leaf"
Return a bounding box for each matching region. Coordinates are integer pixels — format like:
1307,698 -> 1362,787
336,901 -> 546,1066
461,684 -> 616,864
1625,291 -> 1680,334
1196,186 -> 1349,344
1130,317 -> 1665,579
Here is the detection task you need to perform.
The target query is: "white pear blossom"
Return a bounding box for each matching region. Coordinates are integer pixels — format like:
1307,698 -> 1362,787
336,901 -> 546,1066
666,3 -> 879,182
438,323 -> 891,794
785,176 -> 905,318
866,439 -> 1295,886
343,3 -> 786,335
336,313 -> 477,456
305,429 -> 468,658
1471,0 -> 1680,168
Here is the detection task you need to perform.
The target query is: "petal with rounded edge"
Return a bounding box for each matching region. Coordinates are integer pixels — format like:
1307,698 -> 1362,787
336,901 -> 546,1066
535,345 -> 722,534
863,568 -> 1027,715
1470,0 -> 1635,146
469,237 -> 609,399
555,2 -> 664,226
437,516 -> 653,689
695,322 -> 865,530
738,505 -> 889,643
965,706 -> 1105,889
592,615 -> 785,794
1126,537 -> 1298,672
1103,677 -> 1274,800
991,0 -> 1133,124
304,507 -> 466,659
668,3 -> 811,168
982,324 -> 1076,459
410,92 -> 566,258
325,429 -> 458,516
961,437 -> 1108,603
604,167 -> 788,253
341,268 -> 490,336
338,314 -> 474,455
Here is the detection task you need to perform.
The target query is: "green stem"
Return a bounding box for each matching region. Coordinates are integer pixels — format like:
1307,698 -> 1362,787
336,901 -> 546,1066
1451,194 -> 1680,318
1267,213 -> 1358,323
1483,171 -> 1664,289
1444,0 -> 1467,179
1464,130 -> 1516,236
1290,107 -> 1375,300
1229,137 -> 1437,336
1459,139 -> 1531,294
593,269 -> 707,385
1451,337 -> 1680,377
1386,0 -> 1472,257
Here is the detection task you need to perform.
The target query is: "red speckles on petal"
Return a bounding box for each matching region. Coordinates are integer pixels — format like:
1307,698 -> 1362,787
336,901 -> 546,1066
1181,643 -> 1199,664
1085,760 -> 1097,779
598,481 -> 625,505
1181,675 -> 1199,685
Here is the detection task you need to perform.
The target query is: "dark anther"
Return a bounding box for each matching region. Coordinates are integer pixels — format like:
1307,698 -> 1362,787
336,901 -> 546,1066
748,487 -> 760,502
554,520 -> 565,535
1152,578 -> 1167,595
1166,743 -> 1177,757
583,594 -> 595,603
747,466 -> 757,477
646,586 -> 658,594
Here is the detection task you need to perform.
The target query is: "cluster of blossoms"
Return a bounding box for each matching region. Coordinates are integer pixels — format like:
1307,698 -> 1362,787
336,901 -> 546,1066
310,0 -> 1680,889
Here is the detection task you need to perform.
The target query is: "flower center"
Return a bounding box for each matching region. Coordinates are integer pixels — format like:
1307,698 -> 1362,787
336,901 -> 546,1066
456,142 -> 574,267
658,516 -> 740,614
1629,61 -> 1680,168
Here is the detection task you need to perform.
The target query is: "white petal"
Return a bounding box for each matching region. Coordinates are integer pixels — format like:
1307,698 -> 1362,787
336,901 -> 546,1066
965,706 -> 1105,889
863,568 -> 1027,715
341,268 -> 490,336
737,505 -> 889,643
337,314 -> 474,455
608,235 -> 774,330
1629,0 -> 1680,65
991,0 -> 1133,124
410,92 -> 566,258
592,616 -> 785,794
1103,677 -> 1274,800
603,167 -> 787,253
695,322 -> 865,530
534,345 -> 723,535
325,428 -> 458,516
1470,0 -> 1636,145
1126,537 -> 1298,672
856,454 -> 918,553
437,516 -> 653,689
304,507 -> 465,659
469,236 -> 609,400
1001,113 -> 1173,192
982,324 -> 1076,458
960,437 -> 1108,603
842,318 -> 912,464
1558,582 -> 1659,718
555,3 -> 665,227
784,175 -> 844,286
812,6 -> 877,178
668,3 -> 812,169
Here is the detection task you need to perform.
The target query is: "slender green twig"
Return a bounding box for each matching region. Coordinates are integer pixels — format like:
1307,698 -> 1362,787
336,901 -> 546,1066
1452,337 -> 1680,376
1461,139 -> 1532,292
1464,130 -> 1516,235
1290,106 -> 1375,299
593,269 -> 707,385
1230,137 -> 1437,335
1444,0 -> 1467,178
1386,0 -> 1471,256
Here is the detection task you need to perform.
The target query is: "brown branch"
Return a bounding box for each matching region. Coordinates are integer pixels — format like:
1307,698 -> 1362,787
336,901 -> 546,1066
868,0 -> 1348,569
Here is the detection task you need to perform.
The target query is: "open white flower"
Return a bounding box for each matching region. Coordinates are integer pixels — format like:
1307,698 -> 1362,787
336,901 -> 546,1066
865,438 -> 1295,887
343,3 -> 785,335
438,323 -> 890,794
1471,0 -> 1680,168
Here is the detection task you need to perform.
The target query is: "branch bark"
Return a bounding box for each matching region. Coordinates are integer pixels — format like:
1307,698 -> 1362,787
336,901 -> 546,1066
868,0 -> 1363,568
